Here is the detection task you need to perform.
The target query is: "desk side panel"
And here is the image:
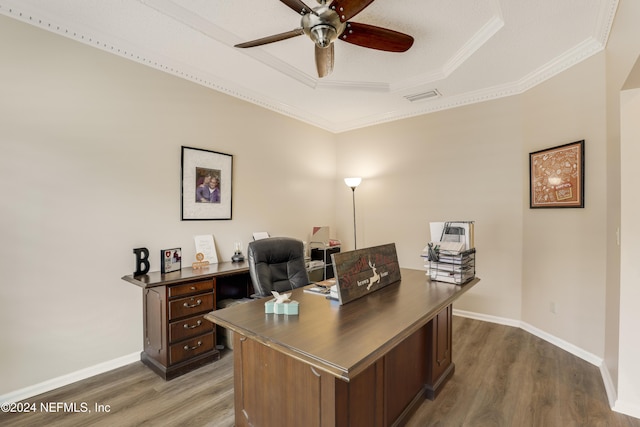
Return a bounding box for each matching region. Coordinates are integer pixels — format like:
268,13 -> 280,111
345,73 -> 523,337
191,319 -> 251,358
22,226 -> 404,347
385,325 -> 428,424
234,336 -> 322,427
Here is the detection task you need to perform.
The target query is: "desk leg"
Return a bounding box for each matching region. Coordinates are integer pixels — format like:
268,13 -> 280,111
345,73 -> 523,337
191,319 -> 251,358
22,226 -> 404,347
425,304 -> 454,400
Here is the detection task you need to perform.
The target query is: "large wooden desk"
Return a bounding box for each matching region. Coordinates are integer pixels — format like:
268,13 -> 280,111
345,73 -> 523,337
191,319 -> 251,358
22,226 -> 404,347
205,268 -> 479,427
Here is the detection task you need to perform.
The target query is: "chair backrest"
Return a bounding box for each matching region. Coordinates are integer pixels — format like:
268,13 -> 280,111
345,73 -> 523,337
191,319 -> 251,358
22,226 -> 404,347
247,237 -> 309,298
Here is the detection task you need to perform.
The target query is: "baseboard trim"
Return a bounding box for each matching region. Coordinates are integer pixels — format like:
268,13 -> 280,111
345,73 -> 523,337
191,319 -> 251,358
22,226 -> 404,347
453,309 -> 602,366
0,352 -> 140,404
519,321 -> 603,367
613,399 -> 640,420
453,309 -> 521,328
452,309 -> 637,417
4,315 -> 638,421
600,362 -> 618,408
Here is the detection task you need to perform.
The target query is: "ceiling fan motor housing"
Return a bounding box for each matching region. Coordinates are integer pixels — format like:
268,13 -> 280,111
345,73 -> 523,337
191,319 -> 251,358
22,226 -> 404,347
302,6 -> 346,48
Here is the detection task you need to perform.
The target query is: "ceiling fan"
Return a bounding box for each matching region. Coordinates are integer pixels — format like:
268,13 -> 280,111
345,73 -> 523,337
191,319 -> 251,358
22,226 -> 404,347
235,0 -> 414,78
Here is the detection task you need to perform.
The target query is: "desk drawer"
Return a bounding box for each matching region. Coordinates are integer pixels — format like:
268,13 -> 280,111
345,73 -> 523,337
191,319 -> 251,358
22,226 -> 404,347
169,280 -> 213,298
169,314 -> 214,343
169,333 -> 214,365
169,293 -> 214,320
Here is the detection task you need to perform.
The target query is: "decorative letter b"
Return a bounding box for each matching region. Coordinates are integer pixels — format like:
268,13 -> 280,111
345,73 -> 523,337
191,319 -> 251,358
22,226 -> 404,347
133,247 -> 150,276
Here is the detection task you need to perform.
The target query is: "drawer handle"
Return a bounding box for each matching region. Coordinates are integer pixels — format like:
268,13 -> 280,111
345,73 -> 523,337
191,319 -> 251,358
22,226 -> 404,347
183,299 -> 202,308
183,320 -> 202,329
184,341 -> 202,351
190,286 -> 196,290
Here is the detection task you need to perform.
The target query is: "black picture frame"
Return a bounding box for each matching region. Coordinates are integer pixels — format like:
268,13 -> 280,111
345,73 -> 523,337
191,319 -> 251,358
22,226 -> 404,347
181,146 -> 233,220
529,140 -> 585,208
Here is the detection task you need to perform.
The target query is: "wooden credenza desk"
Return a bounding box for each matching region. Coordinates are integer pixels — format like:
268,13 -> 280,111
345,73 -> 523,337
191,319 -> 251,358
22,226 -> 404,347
205,268 -> 479,427
122,261 -> 251,380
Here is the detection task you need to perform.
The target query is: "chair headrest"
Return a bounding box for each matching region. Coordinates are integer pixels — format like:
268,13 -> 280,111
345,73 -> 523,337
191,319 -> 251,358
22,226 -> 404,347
248,237 -> 304,263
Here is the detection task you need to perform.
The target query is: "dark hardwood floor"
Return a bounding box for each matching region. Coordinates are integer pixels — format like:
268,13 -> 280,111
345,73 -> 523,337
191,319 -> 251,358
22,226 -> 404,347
2,317 -> 638,427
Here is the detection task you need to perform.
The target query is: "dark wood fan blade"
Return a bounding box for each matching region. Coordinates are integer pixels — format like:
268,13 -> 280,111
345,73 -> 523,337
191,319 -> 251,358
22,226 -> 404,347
329,0 -> 375,22
280,0 -> 314,15
235,28 -> 304,48
315,44 -> 334,78
339,22 -> 414,52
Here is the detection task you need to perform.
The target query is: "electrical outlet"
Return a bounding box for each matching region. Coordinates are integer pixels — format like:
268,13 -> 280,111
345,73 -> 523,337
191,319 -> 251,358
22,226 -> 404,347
550,301 -> 557,314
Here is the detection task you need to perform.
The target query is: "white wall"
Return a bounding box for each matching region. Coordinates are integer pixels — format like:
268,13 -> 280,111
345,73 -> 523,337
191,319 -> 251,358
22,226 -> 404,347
603,0 -> 640,403
0,15 -> 337,395
619,87 -> 640,415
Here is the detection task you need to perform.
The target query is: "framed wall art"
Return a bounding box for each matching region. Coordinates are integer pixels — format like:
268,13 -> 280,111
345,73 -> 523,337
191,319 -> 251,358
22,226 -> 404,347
181,146 -> 233,220
529,140 -> 584,208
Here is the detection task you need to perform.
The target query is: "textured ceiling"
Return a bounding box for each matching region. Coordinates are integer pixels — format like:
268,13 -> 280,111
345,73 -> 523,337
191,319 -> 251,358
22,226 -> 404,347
0,0 -> 619,133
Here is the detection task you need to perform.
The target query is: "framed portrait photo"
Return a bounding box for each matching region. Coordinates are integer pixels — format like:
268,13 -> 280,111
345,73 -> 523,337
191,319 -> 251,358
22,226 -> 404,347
529,140 -> 584,208
181,146 -> 233,220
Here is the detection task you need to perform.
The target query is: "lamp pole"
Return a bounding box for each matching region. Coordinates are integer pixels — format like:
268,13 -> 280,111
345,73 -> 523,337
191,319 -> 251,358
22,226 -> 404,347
344,177 -> 362,250
350,186 -> 357,249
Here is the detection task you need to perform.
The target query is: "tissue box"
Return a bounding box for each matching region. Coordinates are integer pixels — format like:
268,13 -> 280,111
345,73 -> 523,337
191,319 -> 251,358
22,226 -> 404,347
283,300 -> 299,315
264,299 -> 299,315
264,299 -> 276,313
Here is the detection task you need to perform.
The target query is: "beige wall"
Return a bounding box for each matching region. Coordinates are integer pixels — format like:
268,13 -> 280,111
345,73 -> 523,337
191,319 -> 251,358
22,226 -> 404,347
0,15 -> 337,395
334,53 -> 610,357
334,97 -> 524,321
520,53 -> 608,357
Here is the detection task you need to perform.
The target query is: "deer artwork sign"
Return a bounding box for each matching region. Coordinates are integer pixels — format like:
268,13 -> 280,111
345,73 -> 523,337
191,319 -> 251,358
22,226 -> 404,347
331,243 -> 401,305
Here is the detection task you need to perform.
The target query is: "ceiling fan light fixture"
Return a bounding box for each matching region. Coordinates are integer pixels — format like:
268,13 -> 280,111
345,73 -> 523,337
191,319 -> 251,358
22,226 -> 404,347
309,25 -> 337,48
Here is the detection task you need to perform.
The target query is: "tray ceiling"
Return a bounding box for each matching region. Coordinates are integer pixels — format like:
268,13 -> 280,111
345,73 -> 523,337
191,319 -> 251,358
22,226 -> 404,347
0,0 -> 619,133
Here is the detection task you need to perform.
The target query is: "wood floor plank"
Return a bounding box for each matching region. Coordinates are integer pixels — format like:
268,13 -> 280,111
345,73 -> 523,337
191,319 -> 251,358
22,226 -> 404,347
2,317 -> 638,427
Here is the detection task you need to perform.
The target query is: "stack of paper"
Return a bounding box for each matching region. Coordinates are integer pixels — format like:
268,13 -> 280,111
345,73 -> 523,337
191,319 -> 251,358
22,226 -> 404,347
422,221 -> 476,285
429,221 -> 474,252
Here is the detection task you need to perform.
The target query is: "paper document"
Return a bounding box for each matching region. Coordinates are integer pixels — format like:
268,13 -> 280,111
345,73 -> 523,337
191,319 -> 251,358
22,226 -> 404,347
194,234 -> 218,264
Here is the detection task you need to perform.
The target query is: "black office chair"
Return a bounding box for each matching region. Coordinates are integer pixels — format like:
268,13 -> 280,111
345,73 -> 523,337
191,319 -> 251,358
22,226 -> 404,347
247,237 -> 309,298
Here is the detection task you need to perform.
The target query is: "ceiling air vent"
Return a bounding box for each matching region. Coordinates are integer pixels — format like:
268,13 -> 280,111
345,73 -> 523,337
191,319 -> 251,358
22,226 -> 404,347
404,89 -> 441,102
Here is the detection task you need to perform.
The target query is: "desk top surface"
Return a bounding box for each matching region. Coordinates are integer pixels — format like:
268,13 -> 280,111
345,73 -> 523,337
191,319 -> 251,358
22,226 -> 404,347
122,260 -> 249,288
205,268 -> 479,381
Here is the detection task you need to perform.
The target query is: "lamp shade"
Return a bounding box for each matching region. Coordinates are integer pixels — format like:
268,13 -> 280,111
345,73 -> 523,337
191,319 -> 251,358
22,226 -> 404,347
344,177 -> 362,189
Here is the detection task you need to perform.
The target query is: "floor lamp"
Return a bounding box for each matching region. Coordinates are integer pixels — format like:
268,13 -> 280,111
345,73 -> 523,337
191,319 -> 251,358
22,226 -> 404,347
344,177 -> 362,249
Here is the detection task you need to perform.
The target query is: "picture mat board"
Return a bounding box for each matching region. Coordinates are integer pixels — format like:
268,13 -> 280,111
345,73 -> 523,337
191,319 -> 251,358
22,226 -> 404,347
181,146 -> 232,220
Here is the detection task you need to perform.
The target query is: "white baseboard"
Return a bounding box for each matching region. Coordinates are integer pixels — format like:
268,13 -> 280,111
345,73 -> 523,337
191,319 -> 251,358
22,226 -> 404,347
453,309 -> 521,328
453,309 -> 602,366
452,309 -> 628,415
600,362 -> 618,408
0,352 -> 140,404
4,315 -> 639,421
613,399 -> 640,420
519,321 -> 603,367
